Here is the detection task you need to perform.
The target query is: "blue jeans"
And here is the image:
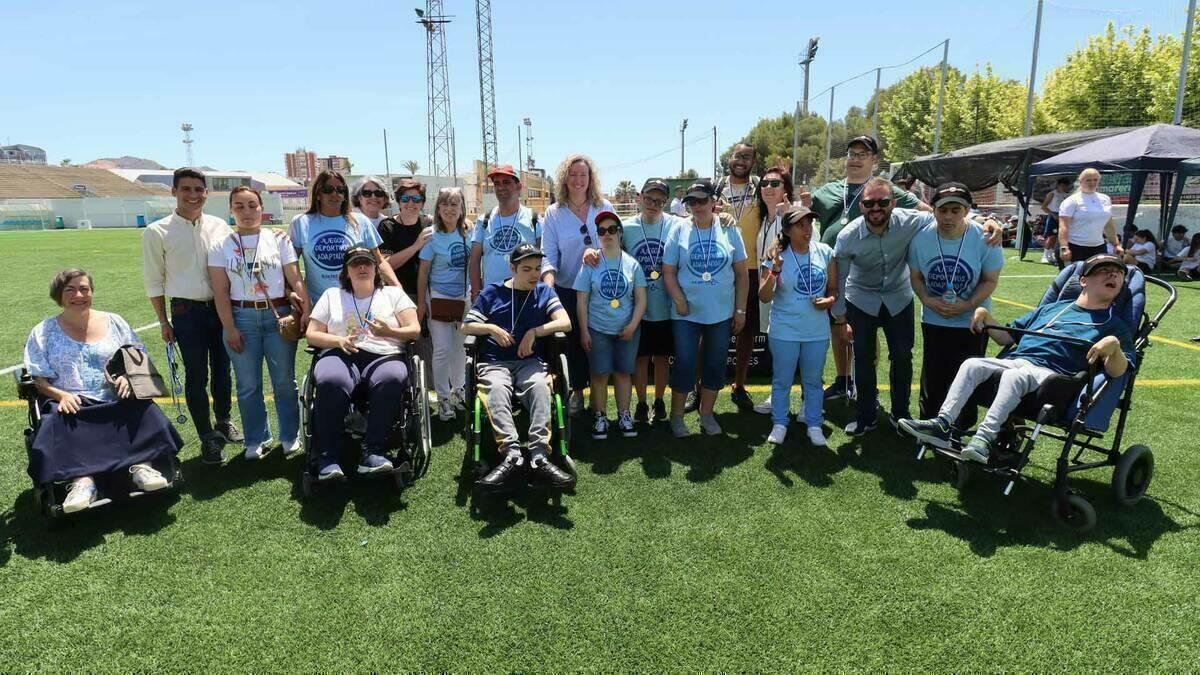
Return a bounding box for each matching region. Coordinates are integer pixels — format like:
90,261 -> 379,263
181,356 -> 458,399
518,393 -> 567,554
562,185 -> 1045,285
846,300 -> 914,425
769,336 -> 829,427
171,298 -> 232,437
225,306 -> 299,448
671,318 -> 732,392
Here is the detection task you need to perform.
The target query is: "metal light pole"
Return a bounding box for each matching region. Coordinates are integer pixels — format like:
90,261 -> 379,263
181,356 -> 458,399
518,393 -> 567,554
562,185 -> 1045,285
824,86 -> 835,183
1024,0 -> 1044,136
933,39 -> 950,153
712,126 -> 718,179
793,37 -> 818,181
1174,0 -> 1197,125
680,118 -> 688,175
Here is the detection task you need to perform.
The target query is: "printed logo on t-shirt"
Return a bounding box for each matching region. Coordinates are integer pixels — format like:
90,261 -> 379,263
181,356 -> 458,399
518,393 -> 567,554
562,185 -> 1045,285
449,241 -> 468,268
489,225 -> 521,253
597,269 -> 629,300
311,230 -> 354,271
629,239 -> 664,277
926,256 -> 976,299
686,239 -> 728,279
794,264 -> 827,298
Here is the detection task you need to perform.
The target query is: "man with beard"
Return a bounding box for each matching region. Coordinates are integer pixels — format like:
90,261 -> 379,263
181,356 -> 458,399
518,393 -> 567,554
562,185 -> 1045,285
469,164 -> 543,299
716,143 -> 761,411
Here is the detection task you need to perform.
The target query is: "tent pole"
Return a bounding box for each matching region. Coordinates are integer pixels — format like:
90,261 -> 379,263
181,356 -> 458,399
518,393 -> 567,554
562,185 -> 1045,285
1174,0 -> 1197,125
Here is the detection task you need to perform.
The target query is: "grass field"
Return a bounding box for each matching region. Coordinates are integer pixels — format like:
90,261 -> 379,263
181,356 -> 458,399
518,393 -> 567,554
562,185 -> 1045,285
1,228 -> 1198,670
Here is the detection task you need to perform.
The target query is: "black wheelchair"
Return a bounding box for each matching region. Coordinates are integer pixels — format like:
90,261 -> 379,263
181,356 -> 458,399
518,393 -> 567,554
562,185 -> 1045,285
15,369 -> 183,521
916,262 -> 1176,532
297,346 -> 432,498
461,332 -> 577,493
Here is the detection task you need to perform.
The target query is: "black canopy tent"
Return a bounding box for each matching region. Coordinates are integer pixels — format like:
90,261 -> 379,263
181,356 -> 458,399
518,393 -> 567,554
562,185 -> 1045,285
1166,157 -> 1200,231
1027,124 -> 1200,242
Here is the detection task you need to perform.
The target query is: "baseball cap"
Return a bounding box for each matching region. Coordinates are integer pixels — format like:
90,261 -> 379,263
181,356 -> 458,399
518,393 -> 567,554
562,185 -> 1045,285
509,242 -> 545,265
683,179 -> 716,202
343,246 -> 377,267
1081,254 -> 1127,277
932,182 -> 973,209
641,178 -> 670,196
487,164 -> 520,181
846,135 -> 880,155
595,210 -> 621,228
780,205 -> 815,228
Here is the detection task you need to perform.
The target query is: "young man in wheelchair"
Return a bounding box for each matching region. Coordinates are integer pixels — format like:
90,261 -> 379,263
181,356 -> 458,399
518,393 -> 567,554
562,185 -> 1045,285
462,243 -> 574,488
901,254 -> 1134,464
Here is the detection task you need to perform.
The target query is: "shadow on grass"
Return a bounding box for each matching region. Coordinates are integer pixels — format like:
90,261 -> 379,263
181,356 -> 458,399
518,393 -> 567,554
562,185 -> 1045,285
290,474 -> 411,530
467,488 -> 574,538
0,488 -> 179,566
764,422 -> 848,488
570,419 -> 674,480
180,449 -> 297,502
906,463 -> 1193,559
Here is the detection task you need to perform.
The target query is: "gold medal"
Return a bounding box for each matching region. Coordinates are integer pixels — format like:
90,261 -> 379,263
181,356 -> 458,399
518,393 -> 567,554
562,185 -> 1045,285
650,269 -> 660,280
610,298 -> 620,309
702,272 -> 712,282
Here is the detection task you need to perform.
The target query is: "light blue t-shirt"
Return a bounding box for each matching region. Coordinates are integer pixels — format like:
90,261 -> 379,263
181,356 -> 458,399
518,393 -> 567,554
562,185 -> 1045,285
622,214 -> 681,323
760,242 -> 835,343
907,225 -> 1005,328
663,219 -> 748,325
420,228 -> 470,297
472,206 -> 540,287
572,250 -> 647,335
289,212 -> 383,301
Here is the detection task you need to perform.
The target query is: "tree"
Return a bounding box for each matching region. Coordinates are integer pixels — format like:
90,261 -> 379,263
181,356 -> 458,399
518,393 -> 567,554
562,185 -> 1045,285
59,159 -> 71,167
402,160 -> 420,175
677,169 -> 699,180
613,180 -> 637,204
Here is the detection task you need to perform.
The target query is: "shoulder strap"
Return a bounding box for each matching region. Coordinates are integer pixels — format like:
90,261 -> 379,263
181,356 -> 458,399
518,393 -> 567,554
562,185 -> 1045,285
482,206 -> 499,230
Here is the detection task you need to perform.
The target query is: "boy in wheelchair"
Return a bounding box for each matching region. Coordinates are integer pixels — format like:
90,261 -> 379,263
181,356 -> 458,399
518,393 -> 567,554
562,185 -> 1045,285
901,254 -> 1134,463
462,244 -> 574,488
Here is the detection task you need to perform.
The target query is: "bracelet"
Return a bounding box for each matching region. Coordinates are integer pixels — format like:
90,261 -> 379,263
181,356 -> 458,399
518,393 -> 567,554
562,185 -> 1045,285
735,309 -> 746,315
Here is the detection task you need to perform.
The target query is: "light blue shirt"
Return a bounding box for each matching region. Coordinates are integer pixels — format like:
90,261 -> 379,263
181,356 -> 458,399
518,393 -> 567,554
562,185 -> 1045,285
761,243 -> 835,342
542,199 -> 615,289
908,225 -> 1005,328
572,250 -> 647,335
663,219 -> 748,325
24,313 -> 141,402
420,228 -> 470,297
289,212 -> 383,301
472,205 -> 540,287
622,213 -> 682,323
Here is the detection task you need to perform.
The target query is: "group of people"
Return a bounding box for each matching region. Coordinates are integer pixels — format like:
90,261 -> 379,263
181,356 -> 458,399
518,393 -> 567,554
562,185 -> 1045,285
22,137 -> 1151,509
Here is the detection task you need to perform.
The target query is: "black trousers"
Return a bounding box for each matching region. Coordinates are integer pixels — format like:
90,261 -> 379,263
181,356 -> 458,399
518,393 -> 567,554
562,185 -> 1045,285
919,322 -> 987,427
171,298 -> 232,437
846,300 -> 914,424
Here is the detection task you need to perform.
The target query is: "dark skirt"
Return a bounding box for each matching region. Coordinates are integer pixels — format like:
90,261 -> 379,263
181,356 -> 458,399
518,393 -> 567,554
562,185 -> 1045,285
28,397 -> 184,485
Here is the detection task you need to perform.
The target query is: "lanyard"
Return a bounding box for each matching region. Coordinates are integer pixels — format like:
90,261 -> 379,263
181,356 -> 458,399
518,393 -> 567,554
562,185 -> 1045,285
726,179 -> 754,223
1043,302 -> 1114,330
350,289 -> 376,329
491,209 -> 518,248
936,229 -> 968,293
698,222 -> 716,278
234,231 -> 260,275
842,182 -> 866,224
759,212 -> 781,263
638,216 -> 664,271
786,245 -> 815,297
510,285 -> 533,335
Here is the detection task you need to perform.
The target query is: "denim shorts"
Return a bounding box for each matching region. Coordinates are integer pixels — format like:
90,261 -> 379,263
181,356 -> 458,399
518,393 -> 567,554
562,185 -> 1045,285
587,327 -> 640,375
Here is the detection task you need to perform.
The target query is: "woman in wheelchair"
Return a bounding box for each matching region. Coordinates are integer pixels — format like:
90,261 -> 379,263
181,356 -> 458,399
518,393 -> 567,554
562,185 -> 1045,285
23,269 -> 183,513
305,247 -> 420,481
462,243 -> 574,488
901,254 -> 1134,463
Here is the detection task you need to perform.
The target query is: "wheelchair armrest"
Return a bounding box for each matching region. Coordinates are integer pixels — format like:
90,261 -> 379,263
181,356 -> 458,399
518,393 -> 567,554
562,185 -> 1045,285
304,346 -> 320,355
13,369 -> 38,401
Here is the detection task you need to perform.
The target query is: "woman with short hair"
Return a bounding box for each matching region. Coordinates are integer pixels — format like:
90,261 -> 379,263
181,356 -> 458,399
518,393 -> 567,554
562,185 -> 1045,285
351,175 -> 394,228
1058,168 -> 1122,265
417,187 -> 472,421
24,269 -> 183,512
378,177 -> 434,298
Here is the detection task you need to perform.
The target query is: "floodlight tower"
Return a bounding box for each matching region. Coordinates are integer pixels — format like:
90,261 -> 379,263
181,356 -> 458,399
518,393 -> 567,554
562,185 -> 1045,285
416,3 -> 456,179
523,117 -> 534,171
475,0 -> 498,174
181,123 -> 194,166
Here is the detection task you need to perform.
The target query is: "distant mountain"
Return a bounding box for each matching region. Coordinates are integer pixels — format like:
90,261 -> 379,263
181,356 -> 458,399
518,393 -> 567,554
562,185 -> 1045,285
84,156 -> 167,170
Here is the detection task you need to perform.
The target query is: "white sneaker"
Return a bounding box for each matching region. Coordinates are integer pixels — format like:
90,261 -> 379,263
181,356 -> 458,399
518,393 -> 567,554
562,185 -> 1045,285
617,410 -> 637,437
243,442 -> 272,461
130,463 -> 168,491
437,398 -> 455,421
451,388 -> 466,413
807,426 -> 828,447
282,438 -> 303,457
753,395 -> 774,415
767,424 -> 787,444
62,478 -> 97,513
591,412 -> 609,439
699,414 -> 723,435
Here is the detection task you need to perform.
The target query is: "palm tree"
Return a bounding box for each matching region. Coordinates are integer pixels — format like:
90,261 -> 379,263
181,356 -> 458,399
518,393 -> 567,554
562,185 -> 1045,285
614,180 -> 636,204
402,160 -> 420,176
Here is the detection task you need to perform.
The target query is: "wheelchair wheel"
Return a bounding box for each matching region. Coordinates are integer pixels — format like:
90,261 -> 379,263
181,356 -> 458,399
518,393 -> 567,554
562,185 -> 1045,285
1111,444 -> 1153,507
948,460 -> 970,491
410,354 -> 433,479
299,372 -> 316,461
1051,494 -> 1096,532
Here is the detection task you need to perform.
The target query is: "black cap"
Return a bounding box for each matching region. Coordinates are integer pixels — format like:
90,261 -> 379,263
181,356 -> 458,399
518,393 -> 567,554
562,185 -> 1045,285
343,246 -> 377,267
932,182 -> 972,209
1081,254 -> 1127,277
683,179 -> 716,202
509,242 -> 545,265
846,135 -> 879,155
641,178 -> 670,196
780,205 -> 815,228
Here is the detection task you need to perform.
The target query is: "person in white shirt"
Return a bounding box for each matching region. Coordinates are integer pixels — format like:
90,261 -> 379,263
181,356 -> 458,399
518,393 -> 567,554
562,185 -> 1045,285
142,167 -> 242,463
351,175 -> 393,228
1058,168 -> 1123,267
1122,229 -> 1158,273
669,187 -> 689,217
208,186 -> 311,461
1176,233 -> 1200,280
1163,225 -> 1190,269
1039,177 -> 1071,264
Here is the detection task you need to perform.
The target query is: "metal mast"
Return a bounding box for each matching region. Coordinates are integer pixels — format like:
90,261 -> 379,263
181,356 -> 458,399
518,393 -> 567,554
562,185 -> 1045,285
523,117 -> 534,171
416,3 -> 455,178
181,123 -> 194,166
475,0 -> 498,173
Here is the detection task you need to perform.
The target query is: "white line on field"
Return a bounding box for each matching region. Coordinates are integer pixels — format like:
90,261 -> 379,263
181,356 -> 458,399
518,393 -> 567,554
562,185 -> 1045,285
1,321 -> 160,376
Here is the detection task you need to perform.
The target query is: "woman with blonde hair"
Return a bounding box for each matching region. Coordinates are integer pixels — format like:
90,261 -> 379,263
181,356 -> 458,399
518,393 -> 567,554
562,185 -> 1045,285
541,154 -> 614,414
417,187 -> 472,421
1057,168 -> 1122,266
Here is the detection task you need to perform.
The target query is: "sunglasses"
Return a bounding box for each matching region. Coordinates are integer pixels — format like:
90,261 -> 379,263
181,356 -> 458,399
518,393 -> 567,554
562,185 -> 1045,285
760,179 -> 784,189
360,189 -> 388,199
641,196 -> 667,207
860,198 -> 892,209
398,194 -> 424,203
320,185 -> 348,195
597,224 -> 622,236
686,197 -> 712,207
578,225 -> 593,246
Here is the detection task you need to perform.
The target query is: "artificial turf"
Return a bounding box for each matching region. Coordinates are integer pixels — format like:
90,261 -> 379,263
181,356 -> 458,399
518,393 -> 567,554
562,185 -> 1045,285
0,228 -> 1197,670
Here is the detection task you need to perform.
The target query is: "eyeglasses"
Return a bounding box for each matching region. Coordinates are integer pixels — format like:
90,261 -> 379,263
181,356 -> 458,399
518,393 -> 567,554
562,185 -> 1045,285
641,196 -> 667,207
597,224 -> 622,236
579,225 -> 593,246
860,198 -> 892,209
320,185 -> 348,195
847,151 -> 874,160
760,179 -> 784,189
398,194 -> 424,203
731,153 -> 754,161
686,197 -> 712,207
360,189 -> 388,199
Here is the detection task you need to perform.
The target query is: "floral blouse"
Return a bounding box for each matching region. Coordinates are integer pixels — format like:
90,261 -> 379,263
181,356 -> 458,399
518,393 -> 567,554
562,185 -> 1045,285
24,313 -> 141,402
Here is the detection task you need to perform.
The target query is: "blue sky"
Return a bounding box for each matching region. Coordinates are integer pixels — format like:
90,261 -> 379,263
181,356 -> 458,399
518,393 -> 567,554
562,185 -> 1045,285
1,0 -> 1190,187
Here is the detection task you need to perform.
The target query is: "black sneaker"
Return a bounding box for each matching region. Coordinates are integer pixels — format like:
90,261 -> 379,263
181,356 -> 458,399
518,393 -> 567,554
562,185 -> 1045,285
530,457 -> 575,487
652,398 -> 668,422
200,433 -> 226,465
843,418 -> 878,437
634,401 -> 649,423
887,413 -> 912,435
476,455 -> 521,488
898,417 -> 952,449
684,390 -> 700,414
730,387 -> 754,412
823,378 -> 851,401
215,420 -> 244,444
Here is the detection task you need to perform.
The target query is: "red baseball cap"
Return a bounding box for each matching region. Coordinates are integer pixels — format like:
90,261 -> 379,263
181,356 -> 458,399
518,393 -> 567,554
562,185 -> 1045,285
487,164 -> 520,181
595,210 -> 621,228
